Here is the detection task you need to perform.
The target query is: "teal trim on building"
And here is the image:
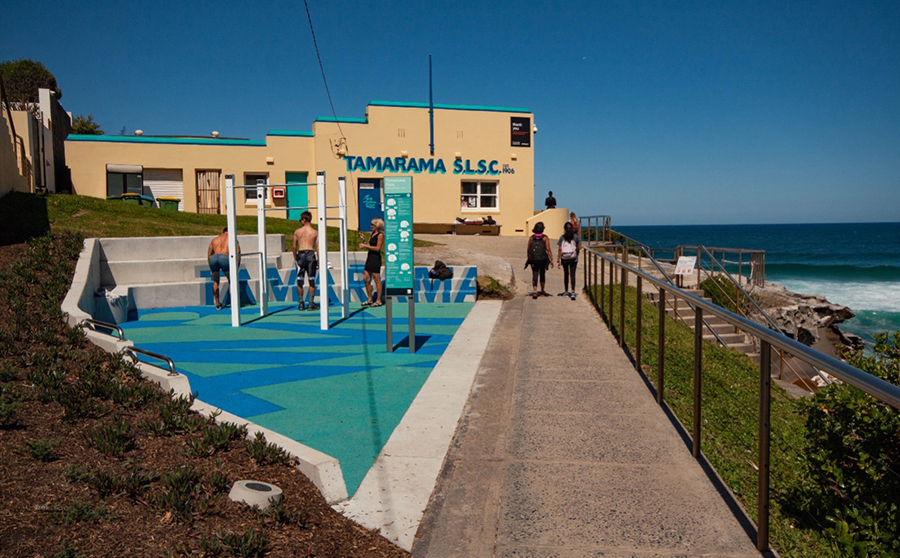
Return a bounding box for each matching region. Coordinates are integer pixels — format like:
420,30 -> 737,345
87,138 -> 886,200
66,135 -> 266,147
314,117 -> 368,124
267,130 -> 314,137
369,100 -> 532,114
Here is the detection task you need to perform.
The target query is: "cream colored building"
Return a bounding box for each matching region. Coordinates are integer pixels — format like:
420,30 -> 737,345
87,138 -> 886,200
66,101 -> 537,235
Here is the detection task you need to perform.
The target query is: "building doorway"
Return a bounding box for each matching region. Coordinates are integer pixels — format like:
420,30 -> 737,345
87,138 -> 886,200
196,170 -> 221,214
285,172 -> 308,221
357,178 -> 383,231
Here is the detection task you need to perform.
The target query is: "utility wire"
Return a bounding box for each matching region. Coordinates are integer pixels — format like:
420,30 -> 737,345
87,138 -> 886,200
303,0 -> 346,144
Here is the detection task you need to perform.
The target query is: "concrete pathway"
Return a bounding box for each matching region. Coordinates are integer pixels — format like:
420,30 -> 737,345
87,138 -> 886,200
412,236 -> 761,557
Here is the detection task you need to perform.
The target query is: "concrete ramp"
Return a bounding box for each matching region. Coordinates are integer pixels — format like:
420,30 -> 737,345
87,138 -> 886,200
412,238 -> 761,557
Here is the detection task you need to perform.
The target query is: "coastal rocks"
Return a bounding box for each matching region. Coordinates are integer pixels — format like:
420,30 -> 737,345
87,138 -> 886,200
751,283 -> 863,352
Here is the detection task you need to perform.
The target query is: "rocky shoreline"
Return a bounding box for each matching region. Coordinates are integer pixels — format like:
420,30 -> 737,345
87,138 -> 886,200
751,281 -> 864,357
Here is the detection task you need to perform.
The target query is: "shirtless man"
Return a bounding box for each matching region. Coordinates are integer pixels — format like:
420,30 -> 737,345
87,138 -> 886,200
207,227 -> 240,310
292,211 -> 319,311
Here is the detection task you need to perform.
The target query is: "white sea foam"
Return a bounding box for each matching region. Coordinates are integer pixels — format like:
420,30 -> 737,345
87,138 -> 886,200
775,279 -> 900,313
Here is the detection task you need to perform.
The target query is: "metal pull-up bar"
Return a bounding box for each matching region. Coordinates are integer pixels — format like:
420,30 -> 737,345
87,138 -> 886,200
224,172 -> 349,331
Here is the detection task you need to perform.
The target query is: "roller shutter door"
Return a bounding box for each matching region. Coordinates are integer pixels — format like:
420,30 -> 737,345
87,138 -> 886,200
144,169 -> 185,210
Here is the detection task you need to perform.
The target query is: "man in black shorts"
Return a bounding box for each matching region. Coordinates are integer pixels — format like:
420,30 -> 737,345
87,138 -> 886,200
292,211 -> 319,310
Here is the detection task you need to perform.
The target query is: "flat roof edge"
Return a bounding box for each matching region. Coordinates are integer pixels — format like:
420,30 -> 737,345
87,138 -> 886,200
267,130 -> 314,137
368,101 -> 532,114
314,117 -> 368,124
66,135 -> 267,147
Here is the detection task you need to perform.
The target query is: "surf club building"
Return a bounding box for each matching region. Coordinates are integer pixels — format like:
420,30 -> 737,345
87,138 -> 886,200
65,101 -> 536,235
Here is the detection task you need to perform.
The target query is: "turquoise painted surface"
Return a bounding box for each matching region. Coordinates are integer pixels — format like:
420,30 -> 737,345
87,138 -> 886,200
121,302 -> 472,495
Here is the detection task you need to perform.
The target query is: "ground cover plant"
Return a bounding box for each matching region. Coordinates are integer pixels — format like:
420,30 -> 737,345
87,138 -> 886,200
0,231 -> 409,557
0,191 -> 433,252
588,282 -> 900,557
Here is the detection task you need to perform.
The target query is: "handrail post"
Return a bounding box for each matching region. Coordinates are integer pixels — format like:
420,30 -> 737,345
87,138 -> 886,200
758,340 -> 772,552
693,305 -> 703,459
608,256 -> 614,320
635,276 -> 642,371
619,267 -> 626,347
657,288 -> 665,405
600,256 -> 605,316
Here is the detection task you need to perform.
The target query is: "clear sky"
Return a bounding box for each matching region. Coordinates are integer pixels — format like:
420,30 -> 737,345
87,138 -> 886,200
3,0 -> 899,225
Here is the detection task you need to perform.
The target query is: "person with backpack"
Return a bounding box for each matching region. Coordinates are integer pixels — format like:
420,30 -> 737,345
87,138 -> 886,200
525,222 -> 553,299
557,221 -> 581,299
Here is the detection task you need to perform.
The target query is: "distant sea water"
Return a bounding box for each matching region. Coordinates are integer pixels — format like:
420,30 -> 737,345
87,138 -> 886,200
614,222 -> 900,345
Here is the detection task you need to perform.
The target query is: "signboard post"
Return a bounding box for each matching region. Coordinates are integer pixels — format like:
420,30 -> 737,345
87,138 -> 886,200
384,176 -> 415,353
674,256 -> 697,288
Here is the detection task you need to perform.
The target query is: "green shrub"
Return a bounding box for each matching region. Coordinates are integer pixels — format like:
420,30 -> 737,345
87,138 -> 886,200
56,500 -> 108,523
216,529 -> 269,558
65,463 -> 92,484
18,438 -> 58,462
156,465 -> 211,522
45,539 -> 84,558
247,431 -> 290,465
800,331 -> 900,555
88,419 -> 135,457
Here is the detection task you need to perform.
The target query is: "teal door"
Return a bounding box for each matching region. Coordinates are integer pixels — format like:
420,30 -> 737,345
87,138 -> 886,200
285,172 -> 309,221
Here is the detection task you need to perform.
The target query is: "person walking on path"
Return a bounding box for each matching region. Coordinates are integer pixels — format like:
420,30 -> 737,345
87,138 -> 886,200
569,211 -> 580,235
292,211 -> 319,311
544,191 -> 557,209
207,227 -> 240,310
525,222 -> 553,299
557,221 -> 581,299
359,218 -> 385,307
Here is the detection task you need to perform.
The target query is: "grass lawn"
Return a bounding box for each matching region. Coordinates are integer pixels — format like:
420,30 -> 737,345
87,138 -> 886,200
0,192 -> 434,252
589,283 -> 840,557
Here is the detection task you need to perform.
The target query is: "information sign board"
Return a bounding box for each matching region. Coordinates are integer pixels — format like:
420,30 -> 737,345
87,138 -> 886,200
384,176 -> 414,296
510,116 -> 531,147
675,256 -> 697,276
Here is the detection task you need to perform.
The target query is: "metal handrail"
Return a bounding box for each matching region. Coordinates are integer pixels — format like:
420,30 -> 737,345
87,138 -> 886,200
583,244 -> 900,552
619,244 -> 730,349
695,246 -> 831,388
122,346 -> 178,376
588,246 -> 899,405
79,318 -> 125,340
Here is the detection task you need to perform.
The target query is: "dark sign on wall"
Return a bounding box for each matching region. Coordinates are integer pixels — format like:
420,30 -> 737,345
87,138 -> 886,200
510,117 -> 531,148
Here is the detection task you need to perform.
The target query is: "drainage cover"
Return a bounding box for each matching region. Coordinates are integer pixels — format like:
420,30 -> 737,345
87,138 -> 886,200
229,480 -> 283,510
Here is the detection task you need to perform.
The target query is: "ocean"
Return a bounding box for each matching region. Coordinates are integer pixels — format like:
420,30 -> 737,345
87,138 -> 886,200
614,222 -> 900,345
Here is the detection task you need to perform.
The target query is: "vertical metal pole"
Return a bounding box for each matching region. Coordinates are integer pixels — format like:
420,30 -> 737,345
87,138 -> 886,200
657,288 -> 665,405
758,340 -> 772,552
636,276 -> 642,371
428,54 -> 435,156
619,268 -> 626,347
693,306 -> 703,459
608,257 -> 614,319
696,246 -> 701,288
316,171 -> 329,331
409,298 -> 416,353
385,296 -> 393,352
256,179 -> 268,318
338,177 -> 349,319
225,175 -> 240,327
600,256 -> 605,313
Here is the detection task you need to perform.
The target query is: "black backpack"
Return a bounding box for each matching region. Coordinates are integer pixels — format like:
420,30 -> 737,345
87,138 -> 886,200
528,235 -> 548,262
429,260 -> 453,288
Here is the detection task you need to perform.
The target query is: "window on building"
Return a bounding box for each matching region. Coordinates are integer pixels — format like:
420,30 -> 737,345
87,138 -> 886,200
460,181 -> 498,210
244,173 -> 269,202
106,165 -> 143,197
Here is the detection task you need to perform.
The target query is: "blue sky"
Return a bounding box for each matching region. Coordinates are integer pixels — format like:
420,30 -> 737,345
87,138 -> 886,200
3,0 -> 898,225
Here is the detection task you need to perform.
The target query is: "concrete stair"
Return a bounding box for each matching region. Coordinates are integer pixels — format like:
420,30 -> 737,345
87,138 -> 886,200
646,288 -> 760,362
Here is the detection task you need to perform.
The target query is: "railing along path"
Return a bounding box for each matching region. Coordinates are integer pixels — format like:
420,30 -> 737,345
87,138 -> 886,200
581,244 -> 900,553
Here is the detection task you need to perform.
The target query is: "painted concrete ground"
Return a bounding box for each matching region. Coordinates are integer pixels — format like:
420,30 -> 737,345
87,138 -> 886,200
120,302 -> 473,496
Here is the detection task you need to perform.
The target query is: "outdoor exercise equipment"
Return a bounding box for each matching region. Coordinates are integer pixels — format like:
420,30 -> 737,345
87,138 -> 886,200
224,172 -> 349,330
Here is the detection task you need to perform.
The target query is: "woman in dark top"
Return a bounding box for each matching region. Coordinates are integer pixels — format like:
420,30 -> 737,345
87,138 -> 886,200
359,218 -> 385,307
